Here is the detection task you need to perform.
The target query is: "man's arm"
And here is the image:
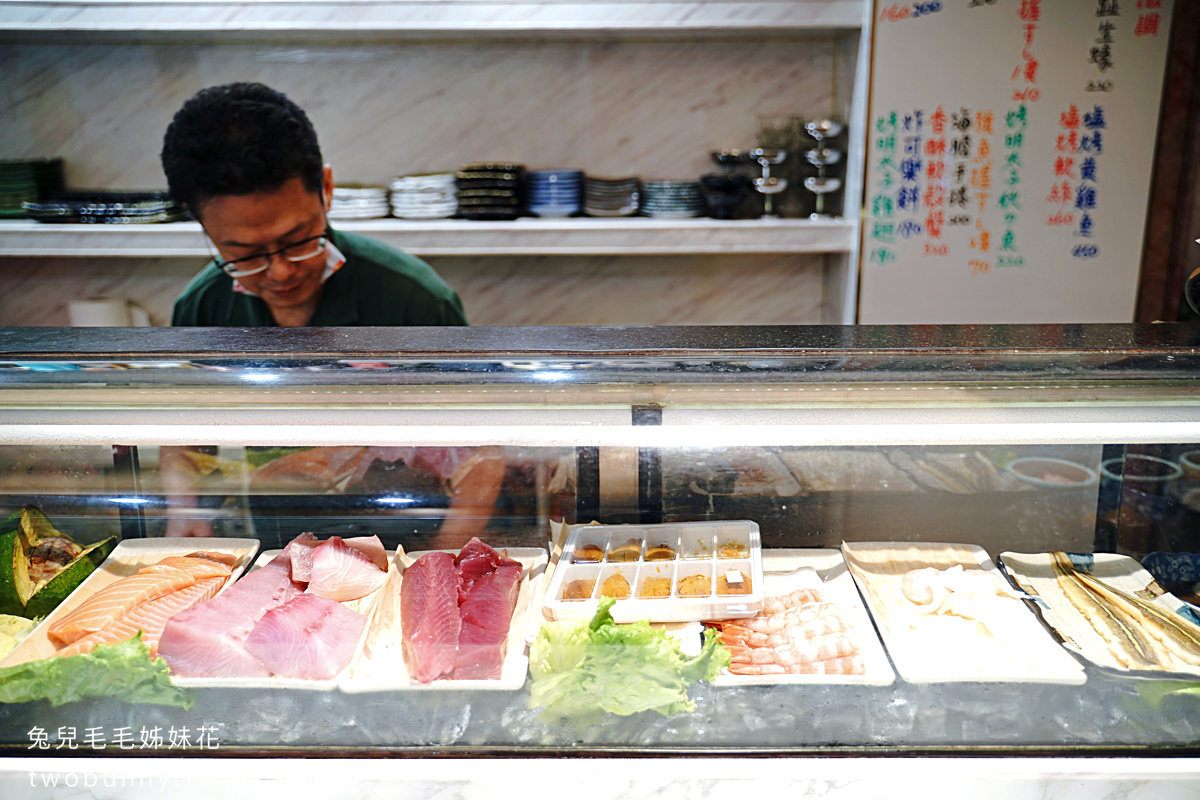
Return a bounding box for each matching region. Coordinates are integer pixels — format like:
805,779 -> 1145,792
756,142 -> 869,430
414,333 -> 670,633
159,445 -> 215,537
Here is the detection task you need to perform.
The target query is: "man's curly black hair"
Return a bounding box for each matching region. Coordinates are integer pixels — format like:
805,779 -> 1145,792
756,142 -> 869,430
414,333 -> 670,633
161,83 -> 325,218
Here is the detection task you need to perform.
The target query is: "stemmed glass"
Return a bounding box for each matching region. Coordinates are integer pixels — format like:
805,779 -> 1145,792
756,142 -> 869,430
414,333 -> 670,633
803,120 -> 844,218
750,148 -> 788,218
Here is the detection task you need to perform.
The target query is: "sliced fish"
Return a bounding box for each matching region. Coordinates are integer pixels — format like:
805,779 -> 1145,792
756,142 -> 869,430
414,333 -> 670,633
243,593 -> 366,681
307,536 -> 387,602
55,576 -> 226,659
401,551 -> 462,683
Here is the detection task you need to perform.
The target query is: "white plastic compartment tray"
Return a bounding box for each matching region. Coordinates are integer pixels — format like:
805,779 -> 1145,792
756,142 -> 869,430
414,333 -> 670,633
842,541 -> 1086,685
999,551 -> 1200,679
544,521 -> 763,624
343,546 -> 548,692
0,537 -> 259,669
712,549 -> 895,686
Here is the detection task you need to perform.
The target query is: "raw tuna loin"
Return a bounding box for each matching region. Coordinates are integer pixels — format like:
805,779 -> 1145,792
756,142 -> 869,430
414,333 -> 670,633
400,551 -> 462,683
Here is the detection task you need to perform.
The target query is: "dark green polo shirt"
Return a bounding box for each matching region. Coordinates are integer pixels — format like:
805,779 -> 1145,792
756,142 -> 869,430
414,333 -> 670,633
171,228 -> 468,327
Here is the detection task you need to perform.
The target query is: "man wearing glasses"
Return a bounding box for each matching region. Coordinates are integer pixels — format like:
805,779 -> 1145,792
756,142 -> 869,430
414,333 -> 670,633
164,82 -> 467,327
159,83 -> 485,541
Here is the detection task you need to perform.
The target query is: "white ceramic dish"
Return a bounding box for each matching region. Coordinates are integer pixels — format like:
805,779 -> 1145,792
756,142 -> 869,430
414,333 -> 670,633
342,546 -> 547,692
711,548 -> 895,687
0,537 -> 259,669
842,541 -> 1086,685
999,551 -> 1200,678
1006,456 -> 1099,488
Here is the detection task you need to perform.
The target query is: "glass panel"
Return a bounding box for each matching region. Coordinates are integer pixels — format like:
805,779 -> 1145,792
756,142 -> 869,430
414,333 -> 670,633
1,327 -> 1198,756
136,444 -> 572,550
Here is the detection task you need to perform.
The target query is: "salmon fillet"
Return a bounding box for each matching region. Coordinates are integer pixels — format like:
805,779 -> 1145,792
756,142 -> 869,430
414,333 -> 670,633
48,565 -> 197,645
54,576 -> 226,658
152,556 -> 233,580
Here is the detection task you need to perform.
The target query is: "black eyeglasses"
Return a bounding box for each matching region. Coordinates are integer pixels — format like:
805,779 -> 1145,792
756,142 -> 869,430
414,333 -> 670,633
217,233 -> 328,278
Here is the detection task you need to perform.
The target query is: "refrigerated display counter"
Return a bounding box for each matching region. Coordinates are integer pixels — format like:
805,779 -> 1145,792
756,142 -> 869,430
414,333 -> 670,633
0,324 -> 1197,794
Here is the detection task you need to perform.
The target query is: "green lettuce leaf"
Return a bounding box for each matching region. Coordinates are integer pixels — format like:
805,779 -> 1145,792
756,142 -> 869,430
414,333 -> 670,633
529,598 -> 730,721
0,634 -> 194,709
1135,680 -> 1200,709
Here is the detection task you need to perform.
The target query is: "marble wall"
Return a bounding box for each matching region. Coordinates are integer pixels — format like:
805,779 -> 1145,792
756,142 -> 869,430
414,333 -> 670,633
0,38 -> 842,326
0,253 -> 827,327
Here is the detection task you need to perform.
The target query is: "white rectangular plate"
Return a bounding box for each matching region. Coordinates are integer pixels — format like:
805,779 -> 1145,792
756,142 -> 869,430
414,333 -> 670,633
0,537 -> 259,669
712,549 -> 895,687
999,551 -> 1200,679
842,542 -> 1085,685
342,546 -> 548,692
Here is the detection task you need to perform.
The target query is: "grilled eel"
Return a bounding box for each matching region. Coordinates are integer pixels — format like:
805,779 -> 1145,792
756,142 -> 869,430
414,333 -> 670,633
1050,551 -> 1200,671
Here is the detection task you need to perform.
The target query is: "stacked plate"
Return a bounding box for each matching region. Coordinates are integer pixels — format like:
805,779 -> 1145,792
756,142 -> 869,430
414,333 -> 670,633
389,173 -> 458,220
328,185 -> 390,220
23,191 -> 187,224
525,169 -> 582,218
583,175 -> 641,217
455,163 -> 525,221
699,173 -> 750,219
640,180 -> 705,218
0,158 -> 64,218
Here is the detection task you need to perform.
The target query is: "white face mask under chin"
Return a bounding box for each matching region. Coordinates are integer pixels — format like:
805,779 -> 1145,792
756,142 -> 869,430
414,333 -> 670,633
231,239 -> 347,297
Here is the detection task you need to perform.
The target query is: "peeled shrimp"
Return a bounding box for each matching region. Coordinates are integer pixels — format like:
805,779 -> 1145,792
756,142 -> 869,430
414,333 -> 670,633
760,588 -> 823,615
718,611 -> 848,649
729,654 -> 864,676
715,601 -> 841,635
728,632 -> 858,668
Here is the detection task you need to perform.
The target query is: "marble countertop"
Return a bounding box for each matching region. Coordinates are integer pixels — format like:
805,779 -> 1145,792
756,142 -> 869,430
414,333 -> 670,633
2,757 -> 1199,799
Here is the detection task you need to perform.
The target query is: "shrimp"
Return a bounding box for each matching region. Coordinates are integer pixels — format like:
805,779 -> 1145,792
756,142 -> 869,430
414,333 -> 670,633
718,611 -> 848,648
728,654 -> 865,676
713,601 -> 840,635
728,632 -> 858,668
760,588 -> 824,615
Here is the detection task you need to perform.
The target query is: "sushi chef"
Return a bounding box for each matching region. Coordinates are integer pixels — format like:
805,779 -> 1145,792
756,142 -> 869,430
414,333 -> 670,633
163,82 -> 466,327
159,83 -> 505,543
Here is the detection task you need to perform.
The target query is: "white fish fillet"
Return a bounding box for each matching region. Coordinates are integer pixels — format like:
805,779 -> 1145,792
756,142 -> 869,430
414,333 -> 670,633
243,593 -> 365,680
307,537 -> 386,602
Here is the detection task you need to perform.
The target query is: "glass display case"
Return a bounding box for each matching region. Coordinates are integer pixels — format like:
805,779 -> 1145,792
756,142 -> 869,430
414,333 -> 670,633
0,324 -> 1198,780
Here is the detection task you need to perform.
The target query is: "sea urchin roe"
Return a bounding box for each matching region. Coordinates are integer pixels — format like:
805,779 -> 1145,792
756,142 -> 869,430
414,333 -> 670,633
717,540 -> 748,559
572,543 -> 604,563
716,569 -> 751,595
640,576 -> 672,598
678,573 -> 711,597
644,543 -> 676,561
562,578 -> 595,601
606,539 -> 642,562
601,573 -> 631,599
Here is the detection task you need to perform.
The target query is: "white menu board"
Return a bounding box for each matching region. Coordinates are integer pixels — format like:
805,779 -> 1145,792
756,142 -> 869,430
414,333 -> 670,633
859,0 -> 1174,323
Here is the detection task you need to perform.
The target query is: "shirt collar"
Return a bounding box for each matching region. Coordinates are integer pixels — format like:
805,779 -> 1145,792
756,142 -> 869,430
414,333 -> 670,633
306,228 -> 358,326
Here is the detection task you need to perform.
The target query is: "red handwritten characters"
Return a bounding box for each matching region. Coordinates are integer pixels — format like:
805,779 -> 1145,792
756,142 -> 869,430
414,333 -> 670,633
1135,13 -> 1160,37
1012,0 -> 1041,102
